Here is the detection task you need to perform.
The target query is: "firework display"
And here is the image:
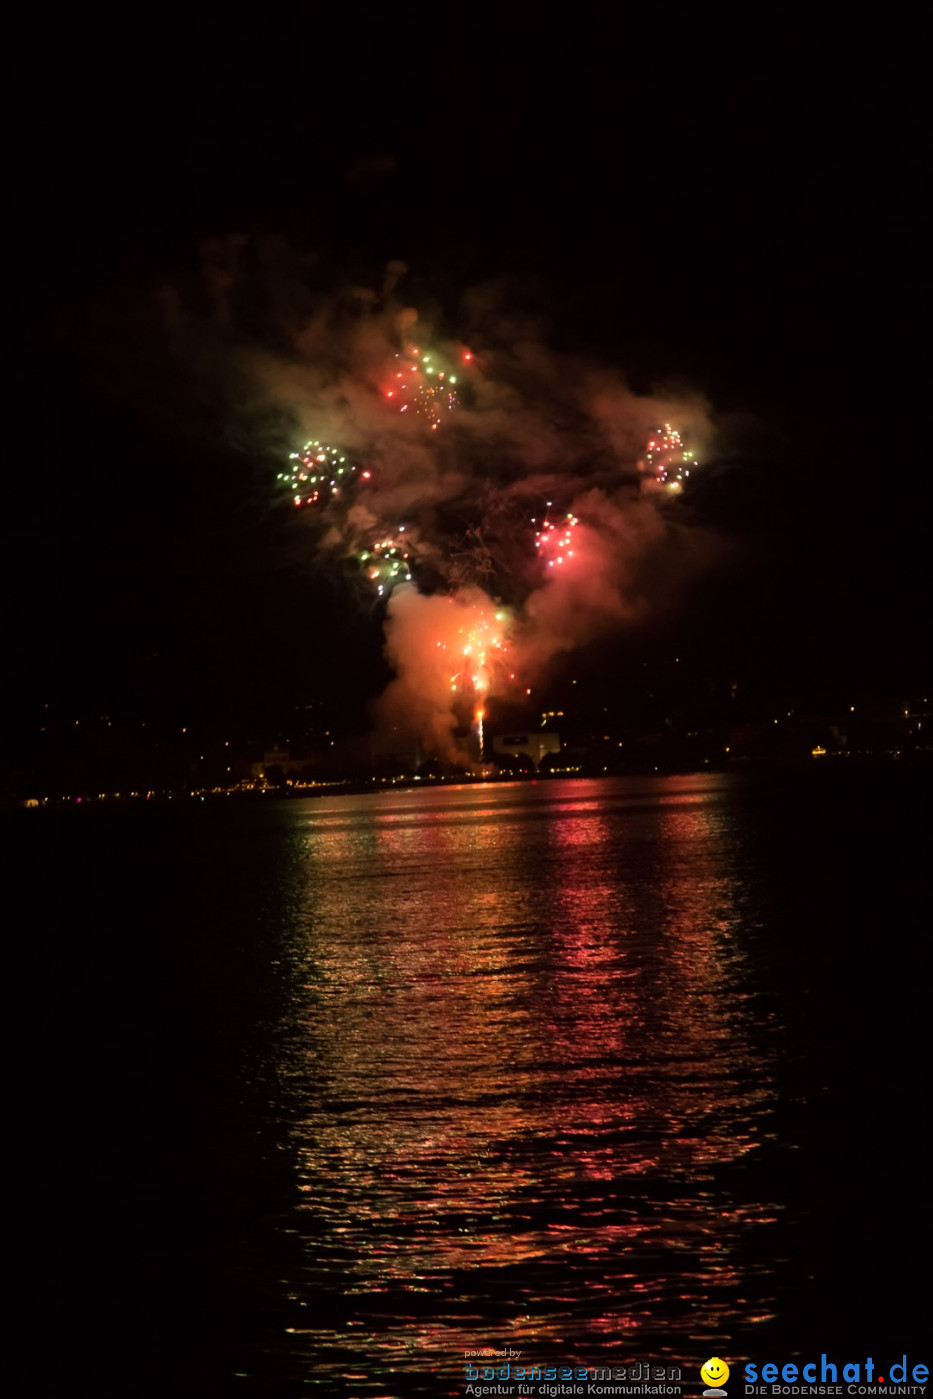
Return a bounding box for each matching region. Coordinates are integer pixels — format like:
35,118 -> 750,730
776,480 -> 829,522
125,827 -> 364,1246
383,343 -> 468,428
359,535 -> 413,596
279,342 -> 478,599
443,605 -> 513,699
277,320 -> 703,764
278,440 -> 370,507
638,424 -> 697,494
534,510 -> 580,569
282,412 -> 696,602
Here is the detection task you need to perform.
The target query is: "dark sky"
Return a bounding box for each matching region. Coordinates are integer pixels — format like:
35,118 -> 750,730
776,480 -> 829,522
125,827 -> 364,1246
6,16 -> 926,737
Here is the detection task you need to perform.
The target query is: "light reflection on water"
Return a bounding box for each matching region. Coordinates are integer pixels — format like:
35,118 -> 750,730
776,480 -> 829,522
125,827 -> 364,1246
266,775 -> 779,1393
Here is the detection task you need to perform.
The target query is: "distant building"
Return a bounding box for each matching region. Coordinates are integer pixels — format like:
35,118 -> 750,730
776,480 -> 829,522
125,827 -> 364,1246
492,731 -> 561,770
250,747 -> 315,780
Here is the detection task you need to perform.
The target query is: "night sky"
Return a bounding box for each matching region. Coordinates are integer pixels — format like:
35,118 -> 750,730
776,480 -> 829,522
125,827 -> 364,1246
7,18 -> 926,756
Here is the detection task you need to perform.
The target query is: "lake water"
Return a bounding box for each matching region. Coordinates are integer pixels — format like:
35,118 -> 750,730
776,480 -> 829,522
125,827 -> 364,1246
8,770 -> 928,1396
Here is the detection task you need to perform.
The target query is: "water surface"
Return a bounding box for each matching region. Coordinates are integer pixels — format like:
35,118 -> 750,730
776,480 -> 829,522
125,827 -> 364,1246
8,770 -> 928,1396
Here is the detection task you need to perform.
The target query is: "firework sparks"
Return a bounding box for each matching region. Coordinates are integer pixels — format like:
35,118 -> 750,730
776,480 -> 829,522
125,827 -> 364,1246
379,587 -> 520,764
277,440 -> 370,507
383,343 -> 467,428
448,607 -> 512,698
359,534 -> 413,597
638,423 -> 697,495
534,509 -> 580,569
281,411 -> 702,650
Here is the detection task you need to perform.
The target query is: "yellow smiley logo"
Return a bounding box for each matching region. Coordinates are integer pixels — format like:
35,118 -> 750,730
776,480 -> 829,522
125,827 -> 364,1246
701,1358 -> 730,1389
